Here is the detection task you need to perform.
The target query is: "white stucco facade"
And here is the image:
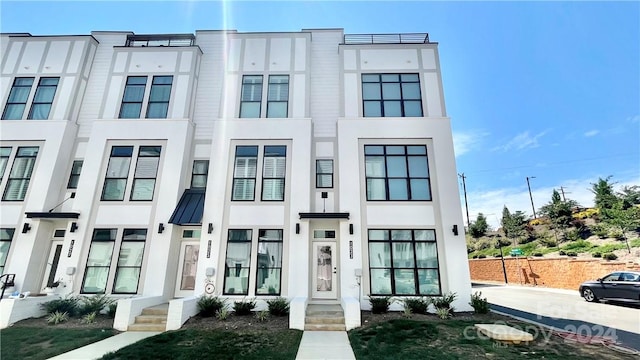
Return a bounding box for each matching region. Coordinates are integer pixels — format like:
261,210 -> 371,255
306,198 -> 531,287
0,29 -> 471,329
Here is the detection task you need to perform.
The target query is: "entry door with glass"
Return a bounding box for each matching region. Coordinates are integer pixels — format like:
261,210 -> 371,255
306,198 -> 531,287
175,241 -> 199,297
41,240 -> 63,290
312,240 -> 337,299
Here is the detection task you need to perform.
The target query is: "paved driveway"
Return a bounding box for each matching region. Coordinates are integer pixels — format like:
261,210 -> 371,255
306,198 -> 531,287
473,283 -> 640,351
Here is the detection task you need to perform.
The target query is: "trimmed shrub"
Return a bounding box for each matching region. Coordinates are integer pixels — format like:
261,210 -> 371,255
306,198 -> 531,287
41,296 -> 80,317
469,291 -> 489,314
233,298 -> 257,315
559,250 -> 566,256
432,292 -> 457,314
266,297 -> 290,316
566,251 -> 577,257
477,254 -> 487,259
592,252 -> 602,258
603,253 -> 618,261
402,297 -> 430,315
369,296 -> 393,314
79,294 -> 115,315
590,223 -> 609,239
197,295 -> 226,317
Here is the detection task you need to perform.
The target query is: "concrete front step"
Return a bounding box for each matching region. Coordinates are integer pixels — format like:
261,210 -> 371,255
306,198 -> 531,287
304,324 -> 347,331
305,315 -> 345,324
141,304 -> 169,316
134,315 -> 167,324
128,323 -> 167,332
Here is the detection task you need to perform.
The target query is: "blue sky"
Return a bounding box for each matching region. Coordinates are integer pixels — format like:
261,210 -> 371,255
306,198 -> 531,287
2,1 -> 639,227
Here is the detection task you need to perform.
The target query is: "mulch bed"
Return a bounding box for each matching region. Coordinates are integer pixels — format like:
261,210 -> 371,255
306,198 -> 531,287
181,313 -> 290,331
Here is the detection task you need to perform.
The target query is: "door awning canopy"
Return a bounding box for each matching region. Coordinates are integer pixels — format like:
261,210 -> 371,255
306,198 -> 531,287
169,189 -> 205,225
299,212 -> 350,220
25,212 -> 80,219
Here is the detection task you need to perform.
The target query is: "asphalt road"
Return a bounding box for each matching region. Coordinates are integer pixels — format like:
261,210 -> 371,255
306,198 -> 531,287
473,283 -> 640,351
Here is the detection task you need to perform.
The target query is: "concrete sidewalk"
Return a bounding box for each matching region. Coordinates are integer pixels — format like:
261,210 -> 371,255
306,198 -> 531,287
47,329 -> 356,360
47,331 -> 160,360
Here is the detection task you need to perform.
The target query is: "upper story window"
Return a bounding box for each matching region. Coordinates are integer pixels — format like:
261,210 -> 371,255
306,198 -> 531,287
119,76 -> 173,119
2,146 -> 39,201
239,75 -> 290,118
191,160 -> 209,189
0,147 -> 11,179
101,145 -> 162,201
232,145 -> 288,202
0,228 -> 15,275
316,159 -> 334,188
362,74 -> 422,117
28,78 -> 59,119
67,160 -> 83,189
364,145 -> 431,201
267,75 -> 289,118
239,76 -> 263,118
2,78 -> 34,120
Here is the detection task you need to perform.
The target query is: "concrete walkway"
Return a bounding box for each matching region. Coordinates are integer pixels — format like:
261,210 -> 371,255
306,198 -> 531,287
47,331 -> 160,360
46,329 -> 356,360
295,331 -> 356,360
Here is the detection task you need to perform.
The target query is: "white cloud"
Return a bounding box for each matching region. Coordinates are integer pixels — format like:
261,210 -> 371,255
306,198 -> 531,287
463,175 -> 640,229
492,130 -> 547,152
583,130 -> 599,137
452,131 -> 489,157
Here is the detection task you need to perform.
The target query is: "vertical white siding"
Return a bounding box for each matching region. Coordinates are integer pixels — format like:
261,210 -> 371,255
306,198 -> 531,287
309,30 -> 342,137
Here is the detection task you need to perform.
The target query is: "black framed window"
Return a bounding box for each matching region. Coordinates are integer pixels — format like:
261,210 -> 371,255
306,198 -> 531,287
191,160 -> 209,188
2,146 -> 39,201
130,146 -> 161,201
112,229 -> 146,294
102,146 -> 133,201
119,76 -> 147,118
256,229 -> 283,295
67,160 -> 83,189
362,74 -> 422,117
368,229 -> 441,296
261,146 -> 286,201
239,75 -> 263,118
267,75 -> 289,118
2,77 -> 34,120
82,229 -> 117,294
364,145 -> 431,201
316,159 -> 334,188
27,77 -> 59,120
223,229 -> 253,295
232,146 -> 258,200
0,147 -> 11,180
0,228 -> 15,275
146,76 -> 173,118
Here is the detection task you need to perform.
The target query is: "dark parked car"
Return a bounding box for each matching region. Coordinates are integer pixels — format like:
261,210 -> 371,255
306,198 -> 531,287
579,271 -> 640,303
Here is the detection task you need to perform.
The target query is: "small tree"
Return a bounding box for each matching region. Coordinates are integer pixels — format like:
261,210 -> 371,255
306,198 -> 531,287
539,189 -> 578,241
602,203 -> 640,253
469,213 -> 489,239
501,206 -> 526,243
591,176 -> 618,211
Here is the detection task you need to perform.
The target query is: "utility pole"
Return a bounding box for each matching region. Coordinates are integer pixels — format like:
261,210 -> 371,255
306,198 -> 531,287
526,176 -> 537,219
458,173 -> 470,226
560,186 -> 571,202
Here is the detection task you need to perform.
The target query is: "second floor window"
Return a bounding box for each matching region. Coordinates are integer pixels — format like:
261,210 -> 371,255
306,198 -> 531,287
101,145 -> 162,201
2,77 -> 60,120
362,74 -> 422,117
2,147 -> 39,201
365,145 -> 431,201
130,146 -> 161,201
191,160 -> 209,188
261,146 -> 286,201
239,75 -> 263,118
232,146 -> 258,200
0,228 -> 15,275
316,159 -> 334,188
0,147 -> 10,179
67,160 -> 83,189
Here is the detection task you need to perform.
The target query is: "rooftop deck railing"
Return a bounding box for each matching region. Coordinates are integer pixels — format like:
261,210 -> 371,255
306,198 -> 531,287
125,34 -> 195,47
343,33 -> 430,45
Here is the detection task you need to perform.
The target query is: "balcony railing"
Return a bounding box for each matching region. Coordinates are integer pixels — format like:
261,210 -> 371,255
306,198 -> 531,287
125,34 -> 195,47
343,33 -> 430,45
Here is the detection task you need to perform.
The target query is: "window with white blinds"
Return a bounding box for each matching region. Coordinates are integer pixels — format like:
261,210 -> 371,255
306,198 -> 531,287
232,146 -> 258,200
267,75 -> 289,118
261,146 -> 286,201
239,76 -> 263,118
2,146 -> 39,201
101,145 -> 162,201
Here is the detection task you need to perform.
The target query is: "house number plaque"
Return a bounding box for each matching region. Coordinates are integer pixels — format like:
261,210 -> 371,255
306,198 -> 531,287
67,239 -> 75,257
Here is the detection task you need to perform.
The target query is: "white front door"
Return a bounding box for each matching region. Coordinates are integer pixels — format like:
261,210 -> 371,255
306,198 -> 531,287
175,241 -> 199,297
41,240 -> 63,290
312,241 -> 337,299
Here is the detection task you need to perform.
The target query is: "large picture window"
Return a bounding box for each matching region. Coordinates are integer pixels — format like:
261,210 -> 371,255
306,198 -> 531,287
368,229 -> 440,296
2,146 -> 39,201
0,228 -> 15,275
2,78 -> 34,120
223,230 -> 252,295
261,146 -> 286,201
232,146 -> 258,200
256,229 -> 283,295
362,73 -> 422,117
365,145 -> 431,201
82,229 -> 117,294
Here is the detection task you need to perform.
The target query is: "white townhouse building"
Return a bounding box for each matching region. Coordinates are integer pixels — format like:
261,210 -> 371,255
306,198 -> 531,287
0,29 -> 472,330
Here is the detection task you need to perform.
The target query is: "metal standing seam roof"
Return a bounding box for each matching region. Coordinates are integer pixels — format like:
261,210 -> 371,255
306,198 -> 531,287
168,189 -> 205,225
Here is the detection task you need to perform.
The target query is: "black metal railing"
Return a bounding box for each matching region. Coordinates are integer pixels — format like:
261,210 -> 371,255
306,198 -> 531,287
343,33 -> 430,45
0,273 -> 16,299
125,34 -> 195,47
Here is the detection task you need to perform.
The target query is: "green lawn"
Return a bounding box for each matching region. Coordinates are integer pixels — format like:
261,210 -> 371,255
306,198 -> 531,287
0,327 -> 117,360
348,319 -> 621,360
99,329 -> 303,360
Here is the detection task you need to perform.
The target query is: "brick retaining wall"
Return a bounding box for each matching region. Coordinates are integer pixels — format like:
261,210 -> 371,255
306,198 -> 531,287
469,257 -> 640,290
